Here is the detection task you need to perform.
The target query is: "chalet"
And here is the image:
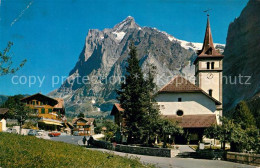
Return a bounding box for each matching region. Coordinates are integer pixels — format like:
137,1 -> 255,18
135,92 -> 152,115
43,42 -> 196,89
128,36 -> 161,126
21,93 -> 65,131
72,117 -> 95,136
110,15 -> 223,144
0,108 -> 8,132
110,103 -> 124,126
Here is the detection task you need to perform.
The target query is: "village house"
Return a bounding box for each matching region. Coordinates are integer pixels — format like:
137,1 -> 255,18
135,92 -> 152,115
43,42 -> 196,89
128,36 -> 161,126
0,108 -> 8,132
72,117 -> 95,136
111,15 -> 223,144
21,93 -> 66,131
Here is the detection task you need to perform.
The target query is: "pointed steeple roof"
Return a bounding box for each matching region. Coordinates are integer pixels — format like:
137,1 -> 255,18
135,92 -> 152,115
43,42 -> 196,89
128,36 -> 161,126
196,15 -> 223,57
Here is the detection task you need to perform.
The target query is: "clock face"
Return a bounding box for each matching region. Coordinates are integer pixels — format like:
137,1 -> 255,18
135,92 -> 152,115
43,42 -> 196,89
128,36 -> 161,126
207,73 -> 214,79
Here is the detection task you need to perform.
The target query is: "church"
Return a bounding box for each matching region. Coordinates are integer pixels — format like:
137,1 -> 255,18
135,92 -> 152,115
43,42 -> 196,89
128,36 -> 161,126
111,15 -> 224,144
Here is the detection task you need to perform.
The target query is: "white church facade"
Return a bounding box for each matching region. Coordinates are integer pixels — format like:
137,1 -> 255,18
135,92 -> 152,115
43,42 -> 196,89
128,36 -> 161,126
111,15 -> 223,144
155,15 -> 223,143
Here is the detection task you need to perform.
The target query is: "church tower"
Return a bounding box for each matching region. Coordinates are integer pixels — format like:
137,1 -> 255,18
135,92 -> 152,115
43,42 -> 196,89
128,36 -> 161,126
194,15 -> 224,118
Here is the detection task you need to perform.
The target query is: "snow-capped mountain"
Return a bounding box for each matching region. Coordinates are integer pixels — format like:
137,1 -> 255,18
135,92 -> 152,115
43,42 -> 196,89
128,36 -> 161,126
49,16 -> 225,117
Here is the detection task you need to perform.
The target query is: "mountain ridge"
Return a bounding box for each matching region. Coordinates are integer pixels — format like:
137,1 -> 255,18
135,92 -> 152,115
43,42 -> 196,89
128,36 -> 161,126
49,16 -> 225,117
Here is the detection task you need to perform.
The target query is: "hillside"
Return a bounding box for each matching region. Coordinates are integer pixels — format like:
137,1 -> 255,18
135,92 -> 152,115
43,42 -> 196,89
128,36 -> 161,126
49,16 -> 224,117
0,133 -> 153,168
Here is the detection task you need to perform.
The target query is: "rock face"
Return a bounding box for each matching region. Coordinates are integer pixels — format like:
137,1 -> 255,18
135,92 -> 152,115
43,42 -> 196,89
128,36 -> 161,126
223,0 -> 260,111
49,16 -> 224,117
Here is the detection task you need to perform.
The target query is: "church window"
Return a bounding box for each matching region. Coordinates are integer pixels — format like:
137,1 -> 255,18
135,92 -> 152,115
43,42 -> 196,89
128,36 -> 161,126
211,62 -> 215,69
178,98 -> 182,102
176,110 -> 184,116
209,89 -> 213,96
207,62 -> 210,69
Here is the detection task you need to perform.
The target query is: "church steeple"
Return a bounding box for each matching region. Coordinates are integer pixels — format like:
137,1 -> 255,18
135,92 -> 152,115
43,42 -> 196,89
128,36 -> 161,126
194,14 -> 224,121
197,15 -> 222,57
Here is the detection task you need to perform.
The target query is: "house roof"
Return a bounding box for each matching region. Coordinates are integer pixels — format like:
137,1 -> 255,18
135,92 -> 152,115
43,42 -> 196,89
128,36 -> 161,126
54,98 -> 65,109
164,114 -> 217,128
158,76 -> 221,105
72,117 -> 95,125
21,93 -> 58,106
115,103 -> 124,112
194,15 -> 223,64
110,103 -> 124,115
0,108 -> 8,115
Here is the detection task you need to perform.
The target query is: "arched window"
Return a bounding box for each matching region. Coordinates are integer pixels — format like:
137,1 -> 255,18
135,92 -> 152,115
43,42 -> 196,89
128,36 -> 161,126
211,62 -> 215,69
207,62 -> 210,69
209,89 -> 213,96
176,110 -> 184,116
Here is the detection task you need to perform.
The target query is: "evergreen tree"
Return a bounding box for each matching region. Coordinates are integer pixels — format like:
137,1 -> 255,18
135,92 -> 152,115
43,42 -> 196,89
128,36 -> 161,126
117,42 -> 147,143
142,64 -> 161,145
233,101 -> 256,129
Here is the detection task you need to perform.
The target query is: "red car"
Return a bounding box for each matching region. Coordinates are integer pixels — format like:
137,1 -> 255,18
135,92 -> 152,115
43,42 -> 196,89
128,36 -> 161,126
48,132 -> 61,137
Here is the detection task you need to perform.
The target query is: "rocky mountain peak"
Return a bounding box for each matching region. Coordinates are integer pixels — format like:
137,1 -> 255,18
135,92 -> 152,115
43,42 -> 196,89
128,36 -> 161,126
50,16 -> 225,117
113,16 -> 140,32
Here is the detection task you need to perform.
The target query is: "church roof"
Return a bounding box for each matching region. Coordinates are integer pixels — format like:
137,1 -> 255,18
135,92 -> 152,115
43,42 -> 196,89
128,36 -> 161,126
164,114 -> 217,128
194,15 -> 223,64
158,76 -> 221,105
159,76 -> 200,93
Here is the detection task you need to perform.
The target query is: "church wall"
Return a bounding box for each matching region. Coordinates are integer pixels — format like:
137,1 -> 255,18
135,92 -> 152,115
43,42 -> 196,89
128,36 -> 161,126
200,72 -> 220,101
155,92 -> 216,116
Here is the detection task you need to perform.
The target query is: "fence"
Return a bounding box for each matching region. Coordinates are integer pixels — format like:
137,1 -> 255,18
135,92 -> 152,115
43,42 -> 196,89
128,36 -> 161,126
226,152 -> 260,166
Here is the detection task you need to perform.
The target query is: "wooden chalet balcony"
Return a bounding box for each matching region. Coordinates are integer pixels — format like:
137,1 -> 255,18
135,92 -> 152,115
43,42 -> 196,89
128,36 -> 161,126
39,117 -> 63,126
38,113 -> 61,121
73,128 -> 91,131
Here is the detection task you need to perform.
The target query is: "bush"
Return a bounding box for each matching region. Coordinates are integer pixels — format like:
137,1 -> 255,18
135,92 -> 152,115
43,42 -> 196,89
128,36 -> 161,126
0,133 -> 153,168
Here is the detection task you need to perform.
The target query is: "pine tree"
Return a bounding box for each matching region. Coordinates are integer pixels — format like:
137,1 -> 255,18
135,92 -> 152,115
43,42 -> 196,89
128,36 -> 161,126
142,64 -> 161,145
233,101 -> 256,129
117,42 -> 147,144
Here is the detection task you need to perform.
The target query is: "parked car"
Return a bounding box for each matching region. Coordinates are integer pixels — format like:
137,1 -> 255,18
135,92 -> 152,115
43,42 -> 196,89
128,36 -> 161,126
5,128 -> 17,134
48,132 -> 61,137
73,131 -> 79,136
28,129 -> 39,136
36,131 -> 51,140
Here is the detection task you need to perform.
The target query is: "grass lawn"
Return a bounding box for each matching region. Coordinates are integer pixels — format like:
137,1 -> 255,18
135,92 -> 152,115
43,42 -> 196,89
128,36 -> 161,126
0,133 -> 154,168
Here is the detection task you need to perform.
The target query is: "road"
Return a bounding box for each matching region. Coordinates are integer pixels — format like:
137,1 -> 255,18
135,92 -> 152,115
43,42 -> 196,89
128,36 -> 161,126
50,136 -> 258,168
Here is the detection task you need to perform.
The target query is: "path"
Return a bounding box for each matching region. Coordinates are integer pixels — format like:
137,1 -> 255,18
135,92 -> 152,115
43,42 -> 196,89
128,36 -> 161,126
50,135 -> 258,168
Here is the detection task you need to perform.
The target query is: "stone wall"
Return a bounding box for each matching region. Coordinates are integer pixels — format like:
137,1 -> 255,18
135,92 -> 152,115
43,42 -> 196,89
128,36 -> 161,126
91,140 -> 177,158
196,149 -> 225,160
226,152 -> 260,166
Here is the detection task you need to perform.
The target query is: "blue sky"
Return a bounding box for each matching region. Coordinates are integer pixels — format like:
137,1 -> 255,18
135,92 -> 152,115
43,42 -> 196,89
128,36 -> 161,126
0,0 -> 248,96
